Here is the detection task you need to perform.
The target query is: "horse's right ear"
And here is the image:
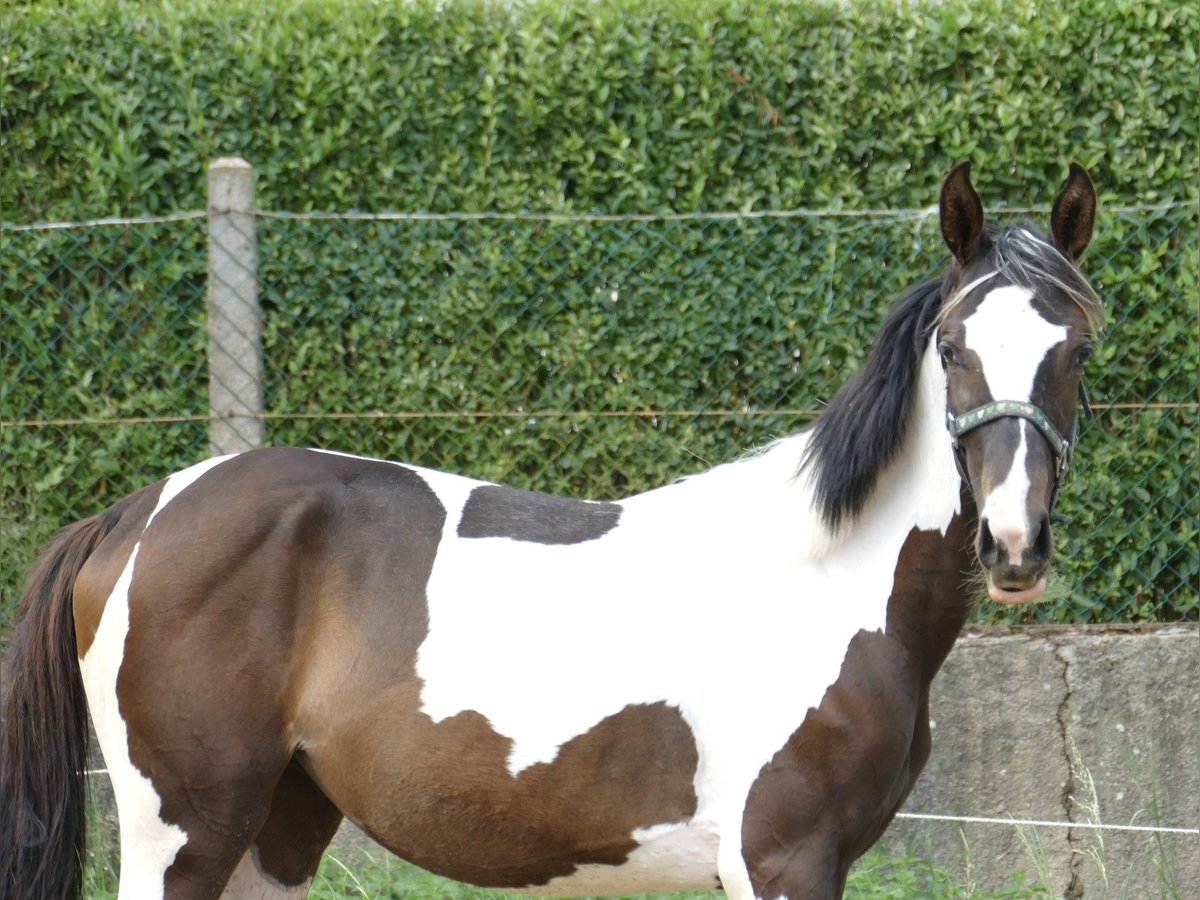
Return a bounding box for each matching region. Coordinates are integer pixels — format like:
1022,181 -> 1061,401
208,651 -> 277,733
939,161 -> 984,265
1050,163 -> 1097,263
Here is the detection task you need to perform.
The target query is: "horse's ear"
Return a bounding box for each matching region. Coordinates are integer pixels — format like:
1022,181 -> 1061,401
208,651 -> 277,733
939,161 -> 985,265
1050,163 -> 1097,263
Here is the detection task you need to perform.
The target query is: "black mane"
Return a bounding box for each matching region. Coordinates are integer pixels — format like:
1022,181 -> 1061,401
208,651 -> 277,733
801,272 -> 950,531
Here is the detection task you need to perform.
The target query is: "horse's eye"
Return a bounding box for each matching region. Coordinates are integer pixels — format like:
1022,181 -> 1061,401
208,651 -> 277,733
1073,344 -> 1094,369
939,342 -> 961,368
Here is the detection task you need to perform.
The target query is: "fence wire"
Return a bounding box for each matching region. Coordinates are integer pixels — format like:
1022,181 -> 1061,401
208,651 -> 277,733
1,204 -> 1196,623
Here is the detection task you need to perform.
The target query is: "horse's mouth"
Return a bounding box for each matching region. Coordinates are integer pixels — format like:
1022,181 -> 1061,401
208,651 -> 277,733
987,575 -> 1047,604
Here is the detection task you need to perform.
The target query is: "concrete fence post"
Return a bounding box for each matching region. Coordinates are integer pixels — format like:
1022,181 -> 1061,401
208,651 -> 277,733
206,157 -> 264,456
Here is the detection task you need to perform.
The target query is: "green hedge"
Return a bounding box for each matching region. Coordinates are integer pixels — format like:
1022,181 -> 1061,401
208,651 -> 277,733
2,0 -> 1197,629
3,0 -> 1196,215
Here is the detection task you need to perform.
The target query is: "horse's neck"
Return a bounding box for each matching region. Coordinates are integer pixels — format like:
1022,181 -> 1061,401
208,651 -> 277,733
859,339 -> 965,538
632,435 -> 837,561
885,486 -> 979,683
853,339 -> 978,680
744,339 -> 976,680
635,340 -> 976,657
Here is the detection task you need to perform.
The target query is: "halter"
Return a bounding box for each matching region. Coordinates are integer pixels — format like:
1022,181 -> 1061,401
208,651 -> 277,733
946,382 -> 1092,513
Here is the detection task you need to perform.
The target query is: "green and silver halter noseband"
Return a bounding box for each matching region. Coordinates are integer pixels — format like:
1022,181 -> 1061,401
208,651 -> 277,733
948,399 -> 1071,475
946,383 -> 1091,512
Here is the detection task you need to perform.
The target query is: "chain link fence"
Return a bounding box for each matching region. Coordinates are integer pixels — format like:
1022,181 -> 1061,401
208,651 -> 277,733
2,167 -> 1196,625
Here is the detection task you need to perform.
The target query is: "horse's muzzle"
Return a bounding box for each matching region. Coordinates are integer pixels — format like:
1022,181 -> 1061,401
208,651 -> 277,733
977,514 -> 1052,603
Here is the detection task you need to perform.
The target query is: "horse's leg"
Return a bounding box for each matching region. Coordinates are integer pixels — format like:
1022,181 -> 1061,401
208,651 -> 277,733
109,663 -> 348,900
220,758 -> 344,899
94,606 -> 307,898
736,632 -> 925,900
92,721 -> 278,899
102,719 -> 336,899
116,746 -> 284,899
77,541 -> 273,897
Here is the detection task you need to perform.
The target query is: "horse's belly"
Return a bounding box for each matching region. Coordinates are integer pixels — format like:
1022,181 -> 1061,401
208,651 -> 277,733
515,820 -> 721,896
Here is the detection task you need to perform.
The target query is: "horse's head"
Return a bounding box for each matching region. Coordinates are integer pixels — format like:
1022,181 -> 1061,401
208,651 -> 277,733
935,162 -> 1100,603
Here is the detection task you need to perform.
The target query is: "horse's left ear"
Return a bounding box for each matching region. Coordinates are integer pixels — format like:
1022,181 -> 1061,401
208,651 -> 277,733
1050,163 -> 1097,263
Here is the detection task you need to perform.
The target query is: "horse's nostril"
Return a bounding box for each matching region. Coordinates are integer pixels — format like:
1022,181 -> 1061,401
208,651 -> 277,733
977,518 -> 999,566
1034,515 -> 1053,561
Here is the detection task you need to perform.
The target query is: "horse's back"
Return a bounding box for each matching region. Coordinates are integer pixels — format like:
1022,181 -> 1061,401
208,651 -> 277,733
76,447 -> 441,661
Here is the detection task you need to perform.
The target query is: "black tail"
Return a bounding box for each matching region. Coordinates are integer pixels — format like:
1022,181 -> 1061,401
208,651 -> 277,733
1,507 -> 124,899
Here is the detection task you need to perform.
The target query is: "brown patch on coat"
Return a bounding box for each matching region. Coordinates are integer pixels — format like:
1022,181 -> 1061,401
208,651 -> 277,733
741,509 -> 977,898
458,483 -> 622,544
305,688 -> 699,888
107,449 -> 449,894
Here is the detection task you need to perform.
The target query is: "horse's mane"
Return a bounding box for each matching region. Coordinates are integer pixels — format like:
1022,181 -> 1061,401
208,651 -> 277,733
800,225 -> 1102,533
800,273 -> 949,532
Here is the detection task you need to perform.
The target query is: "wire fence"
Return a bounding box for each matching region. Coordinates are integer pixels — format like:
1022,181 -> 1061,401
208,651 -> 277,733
1,171 -> 1196,624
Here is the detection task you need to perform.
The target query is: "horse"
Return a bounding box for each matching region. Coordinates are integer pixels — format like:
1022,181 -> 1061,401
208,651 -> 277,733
1,162 -> 1100,900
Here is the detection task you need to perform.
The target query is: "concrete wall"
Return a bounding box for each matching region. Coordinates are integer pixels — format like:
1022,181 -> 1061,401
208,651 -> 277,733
881,625 -> 1198,898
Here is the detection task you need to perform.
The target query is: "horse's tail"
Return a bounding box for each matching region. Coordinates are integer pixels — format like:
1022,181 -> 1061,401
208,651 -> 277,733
1,507 -> 124,900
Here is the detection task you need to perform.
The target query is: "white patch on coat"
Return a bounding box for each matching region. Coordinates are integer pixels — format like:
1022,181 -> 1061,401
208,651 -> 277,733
522,820 -> 722,896
79,455 -> 235,899
411,338 -> 961,896
963,285 -> 1066,549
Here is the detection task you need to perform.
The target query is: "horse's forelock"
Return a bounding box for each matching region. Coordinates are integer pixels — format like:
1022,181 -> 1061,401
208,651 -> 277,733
939,226 -> 1103,335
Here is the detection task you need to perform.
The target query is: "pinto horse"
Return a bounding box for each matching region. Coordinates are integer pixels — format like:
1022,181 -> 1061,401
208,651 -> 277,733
2,163 -> 1100,900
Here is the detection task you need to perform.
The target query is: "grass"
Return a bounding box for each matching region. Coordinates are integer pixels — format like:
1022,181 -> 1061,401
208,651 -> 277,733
66,741 -> 1186,899
1061,740 -> 1186,900
306,847 -> 1054,899
80,797 -> 121,898
81,821 -> 1053,899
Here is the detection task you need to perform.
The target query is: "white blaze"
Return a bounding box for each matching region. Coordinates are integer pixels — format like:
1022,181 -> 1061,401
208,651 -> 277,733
985,428 -> 1032,564
963,286 -> 1066,556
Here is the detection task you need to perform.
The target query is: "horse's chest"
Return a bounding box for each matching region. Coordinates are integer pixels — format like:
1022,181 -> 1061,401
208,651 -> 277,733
738,629 -> 926,892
